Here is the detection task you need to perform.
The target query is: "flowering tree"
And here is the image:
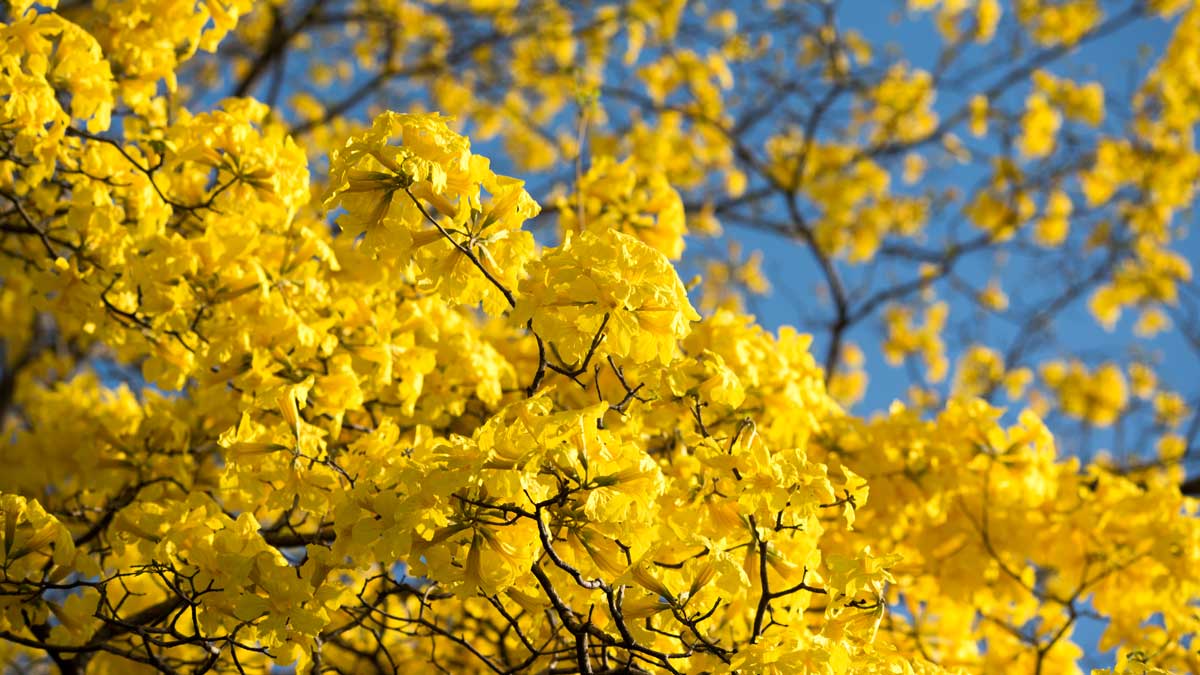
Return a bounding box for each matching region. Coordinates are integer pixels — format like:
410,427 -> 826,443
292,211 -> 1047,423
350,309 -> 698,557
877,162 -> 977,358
1,0 -> 1198,673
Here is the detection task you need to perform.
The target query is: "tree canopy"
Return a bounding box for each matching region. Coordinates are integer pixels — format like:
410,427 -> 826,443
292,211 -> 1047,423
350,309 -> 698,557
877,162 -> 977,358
1,0 -> 1198,673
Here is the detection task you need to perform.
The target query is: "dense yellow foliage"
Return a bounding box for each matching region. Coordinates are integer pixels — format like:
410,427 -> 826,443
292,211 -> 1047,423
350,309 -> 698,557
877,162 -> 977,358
0,1 -> 1197,674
